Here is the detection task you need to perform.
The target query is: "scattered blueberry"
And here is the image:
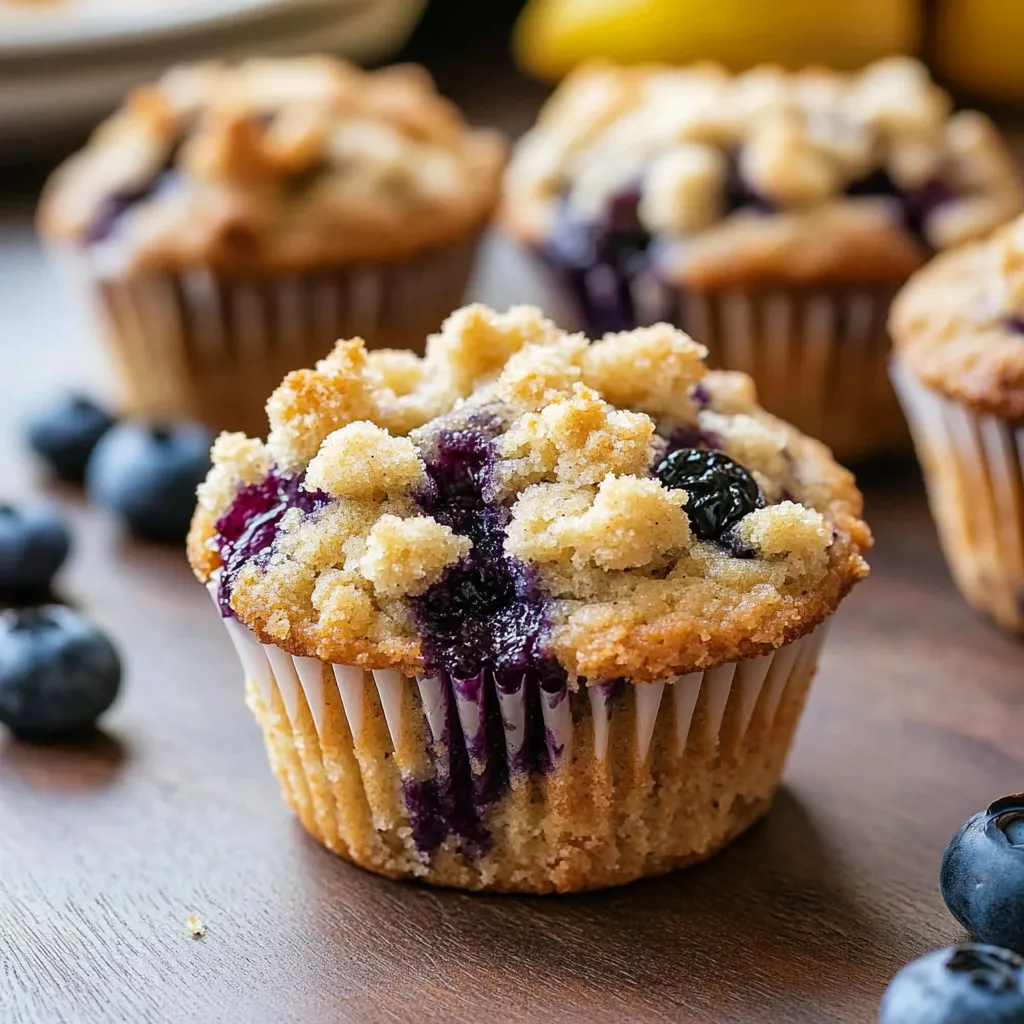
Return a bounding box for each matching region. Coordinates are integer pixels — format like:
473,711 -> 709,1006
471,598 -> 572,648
0,504 -> 71,592
87,422 -> 213,544
880,944 -> 1024,1024
941,796 -> 1024,954
0,605 -> 121,739
655,448 -> 764,540
25,394 -> 116,484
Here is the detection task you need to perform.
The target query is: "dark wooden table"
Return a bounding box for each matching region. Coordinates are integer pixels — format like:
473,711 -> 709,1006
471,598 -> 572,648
2,50 -> 1024,1024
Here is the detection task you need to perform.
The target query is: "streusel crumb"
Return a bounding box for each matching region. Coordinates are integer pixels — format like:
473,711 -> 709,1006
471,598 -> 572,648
890,216 -> 1024,419
517,475 -> 692,572
266,340 -> 375,471
197,432 -> 271,518
580,324 -> 707,420
503,57 -> 1023,288
734,503 -> 831,576
40,57 -> 506,273
189,304 -> 871,681
358,515 -> 471,598
496,385 -> 654,492
305,422 -> 426,501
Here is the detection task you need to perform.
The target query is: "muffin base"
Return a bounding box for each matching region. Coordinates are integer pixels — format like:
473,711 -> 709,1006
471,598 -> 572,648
54,235 -> 480,436
546,266 -> 907,462
219,608 -> 829,893
892,361 -> 1024,634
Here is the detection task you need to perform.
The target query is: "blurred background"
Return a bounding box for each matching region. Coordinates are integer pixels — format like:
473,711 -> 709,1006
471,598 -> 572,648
3,0 -> 1024,160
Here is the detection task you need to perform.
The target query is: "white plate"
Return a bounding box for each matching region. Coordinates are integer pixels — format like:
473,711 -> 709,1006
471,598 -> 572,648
0,0 -> 427,144
0,0 -> 365,55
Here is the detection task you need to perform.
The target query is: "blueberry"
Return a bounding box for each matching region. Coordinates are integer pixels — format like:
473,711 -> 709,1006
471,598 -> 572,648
655,448 -> 765,541
87,422 -> 213,544
880,944 -> 1024,1024
25,394 -> 116,484
941,796 -> 1024,954
0,504 -> 71,592
0,606 -> 121,739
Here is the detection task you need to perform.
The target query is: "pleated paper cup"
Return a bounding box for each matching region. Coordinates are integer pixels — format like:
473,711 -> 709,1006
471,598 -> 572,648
53,234 -> 481,436
210,580 -> 832,893
548,268 -> 909,464
892,360 -> 1024,634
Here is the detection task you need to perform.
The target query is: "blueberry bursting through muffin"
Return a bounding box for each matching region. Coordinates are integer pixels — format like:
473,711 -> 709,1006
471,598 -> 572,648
506,58 -> 1024,336
188,306 -> 870,858
545,171 -> 953,334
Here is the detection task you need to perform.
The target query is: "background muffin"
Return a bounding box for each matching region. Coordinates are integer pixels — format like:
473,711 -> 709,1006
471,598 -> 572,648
890,217 -> 1024,635
502,57 -> 1023,462
188,303 -> 870,893
39,56 -> 506,436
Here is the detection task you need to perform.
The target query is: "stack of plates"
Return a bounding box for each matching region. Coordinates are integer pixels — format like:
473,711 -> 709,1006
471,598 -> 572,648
0,0 -> 427,147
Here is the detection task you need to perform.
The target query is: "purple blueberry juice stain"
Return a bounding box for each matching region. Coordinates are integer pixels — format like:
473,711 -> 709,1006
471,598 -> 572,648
723,151 -> 777,217
86,168 -> 181,247
658,424 -> 723,457
544,186 -> 652,335
544,158 -> 954,337
844,169 -> 953,249
213,469 -> 330,618
403,410 -> 569,856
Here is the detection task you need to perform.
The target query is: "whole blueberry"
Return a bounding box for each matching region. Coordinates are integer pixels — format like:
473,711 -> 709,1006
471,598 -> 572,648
0,504 -> 71,592
656,448 -> 764,540
941,796 -> 1024,954
25,394 -> 116,483
87,422 -> 213,544
880,944 -> 1024,1024
0,606 -> 121,739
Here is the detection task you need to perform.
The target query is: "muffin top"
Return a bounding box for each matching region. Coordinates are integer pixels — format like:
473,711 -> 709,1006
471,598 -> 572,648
503,58 -> 1023,289
39,57 -> 506,275
188,304 -> 870,685
891,216 -> 1024,420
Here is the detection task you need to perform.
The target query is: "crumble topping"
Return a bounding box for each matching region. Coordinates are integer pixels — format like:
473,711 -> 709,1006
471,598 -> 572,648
305,423 -> 426,501
494,385 -> 655,493
504,58 -> 1023,289
890,216 -> 1024,420
188,304 -> 871,681
39,57 -> 506,273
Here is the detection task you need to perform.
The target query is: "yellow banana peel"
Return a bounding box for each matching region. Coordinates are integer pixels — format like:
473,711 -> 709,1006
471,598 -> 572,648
935,0 -> 1024,103
514,0 -> 921,81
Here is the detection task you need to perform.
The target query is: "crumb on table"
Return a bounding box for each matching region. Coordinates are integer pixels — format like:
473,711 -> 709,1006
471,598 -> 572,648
186,913 -> 206,939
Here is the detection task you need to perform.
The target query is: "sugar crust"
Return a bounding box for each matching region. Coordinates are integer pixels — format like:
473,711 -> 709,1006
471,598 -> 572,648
890,217 -> 1024,419
502,58 -> 1023,289
188,304 -> 871,682
39,58 -> 506,273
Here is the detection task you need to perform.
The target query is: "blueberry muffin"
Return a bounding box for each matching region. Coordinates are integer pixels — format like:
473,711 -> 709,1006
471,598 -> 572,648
890,217 -> 1024,635
503,57 -> 1023,462
187,304 -> 871,892
39,57 -> 506,436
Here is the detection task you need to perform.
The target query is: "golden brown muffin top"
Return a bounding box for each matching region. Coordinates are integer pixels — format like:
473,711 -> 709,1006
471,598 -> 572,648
188,305 -> 870,683
39,57 -> 506,275
503,58 -> 1023,289
890,216 -> 1024,420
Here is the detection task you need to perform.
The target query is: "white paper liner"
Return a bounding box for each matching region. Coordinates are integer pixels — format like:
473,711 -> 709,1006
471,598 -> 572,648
677,285 -> 906,462
213,611 -> 828,763
556,274 -> 906,461
495,676 -> 528,762
892,361 -> 1024,631
52,236 -> 480,433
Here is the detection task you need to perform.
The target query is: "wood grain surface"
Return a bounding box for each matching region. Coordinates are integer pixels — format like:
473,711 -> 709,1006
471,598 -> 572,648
1,45 -> 1023,1024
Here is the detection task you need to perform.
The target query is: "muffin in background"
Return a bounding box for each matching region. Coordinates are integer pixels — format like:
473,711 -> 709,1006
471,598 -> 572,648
890,218 -> 1024,635
502,57 -> 1023,463
187,303 -> 871,893
39,57 -> 506,436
